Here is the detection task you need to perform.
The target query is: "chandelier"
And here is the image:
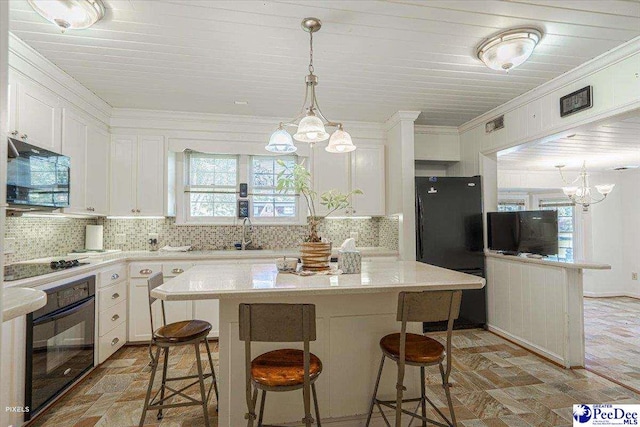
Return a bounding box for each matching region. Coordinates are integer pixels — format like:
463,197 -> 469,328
556,162 -> 615,211
266,18 -> 355,154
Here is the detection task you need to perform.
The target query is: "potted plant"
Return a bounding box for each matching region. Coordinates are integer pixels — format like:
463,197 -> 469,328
276,159 -> 362,271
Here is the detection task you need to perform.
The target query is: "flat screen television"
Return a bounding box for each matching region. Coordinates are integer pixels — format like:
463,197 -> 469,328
487,210 -> 558,256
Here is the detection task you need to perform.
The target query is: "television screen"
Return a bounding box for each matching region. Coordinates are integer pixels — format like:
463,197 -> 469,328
488,210 -> 558,256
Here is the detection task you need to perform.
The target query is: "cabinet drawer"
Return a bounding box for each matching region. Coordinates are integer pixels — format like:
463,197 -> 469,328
98,264 -> 126,288
99,321 -> 126,364
99,299 -> 127,336
99,281 -> 127,310
129,262 -> 162,278
162,262 -> 194,277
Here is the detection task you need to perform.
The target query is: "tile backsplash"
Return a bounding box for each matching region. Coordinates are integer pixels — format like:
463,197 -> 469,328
5,216 -> 399,262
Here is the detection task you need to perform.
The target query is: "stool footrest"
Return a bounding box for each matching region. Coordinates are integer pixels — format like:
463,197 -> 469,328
373,398 -> 453,427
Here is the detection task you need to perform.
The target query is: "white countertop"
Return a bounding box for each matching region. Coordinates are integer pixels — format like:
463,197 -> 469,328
150,261 -> 486,300
485,250 -> 611,270
3,247 -> 398,288
3,287 -> 46,321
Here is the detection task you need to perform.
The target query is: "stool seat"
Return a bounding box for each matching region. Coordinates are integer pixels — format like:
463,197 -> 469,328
380,333 -> 445,364
251,349 -> 323,387
154,320 -> 212,343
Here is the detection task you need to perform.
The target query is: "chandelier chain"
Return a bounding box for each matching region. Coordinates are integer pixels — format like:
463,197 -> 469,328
308,31 -> 314,74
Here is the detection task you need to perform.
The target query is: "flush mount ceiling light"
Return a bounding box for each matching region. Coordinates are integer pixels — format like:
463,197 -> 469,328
476,28 -> 542,72
556,162 -> 614,211
27,0 -> 105,32
266,17 -> 355,154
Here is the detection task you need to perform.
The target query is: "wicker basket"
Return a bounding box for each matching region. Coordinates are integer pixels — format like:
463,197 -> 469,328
300,241 -> 332,271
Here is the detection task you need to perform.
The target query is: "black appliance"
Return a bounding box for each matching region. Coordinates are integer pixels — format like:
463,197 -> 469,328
487,210 -> 559,256
7,137 -> 70,209
25,276 -> 95,421
4,259 -> 89,282
416,176 -> 485,331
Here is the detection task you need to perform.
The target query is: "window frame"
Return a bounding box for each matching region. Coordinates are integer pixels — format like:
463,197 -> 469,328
533,192 -> 583,261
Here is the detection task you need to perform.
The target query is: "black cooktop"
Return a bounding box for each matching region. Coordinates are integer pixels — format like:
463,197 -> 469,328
4,259 -> 90,282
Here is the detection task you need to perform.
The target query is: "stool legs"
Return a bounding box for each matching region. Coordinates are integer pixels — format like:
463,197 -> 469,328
203,338 -> 219,410
194,343 -> 211,427
257,390 -> 266,426
139,346 -> 161,427
420,367 -> 427,427
440,362 -> 456,426
365,354 -> 385,426
312,383 -> 321,427
157,347 -> 169,420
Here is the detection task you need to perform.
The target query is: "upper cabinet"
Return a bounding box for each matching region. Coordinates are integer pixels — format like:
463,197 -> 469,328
110,135 -> 165,216
9,79 -> 62,152
312,144 -> 385,217
61,108 -> 110,216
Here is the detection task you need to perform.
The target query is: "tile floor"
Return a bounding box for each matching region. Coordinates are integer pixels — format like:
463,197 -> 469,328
584,296 -> 640,392
27,329 -> 639,427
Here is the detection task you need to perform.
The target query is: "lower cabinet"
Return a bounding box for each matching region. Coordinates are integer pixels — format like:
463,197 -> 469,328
97,278 -> 127,363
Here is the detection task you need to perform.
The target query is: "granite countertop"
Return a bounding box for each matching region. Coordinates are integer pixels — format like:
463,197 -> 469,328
151,261 -> 486,300
4,247 -> 399,289
484,250 -> 611,270
3,287 -> 46,321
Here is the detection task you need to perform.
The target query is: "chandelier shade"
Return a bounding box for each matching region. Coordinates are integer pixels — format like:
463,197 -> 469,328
326,128 -> 355,153
293,114 -> 329,143
27,0 -> 105,32
266,126 -> 297,154
557,162 -> 614,211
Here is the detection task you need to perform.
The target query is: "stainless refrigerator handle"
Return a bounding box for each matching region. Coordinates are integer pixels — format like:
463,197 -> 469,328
417,195 -> 424,259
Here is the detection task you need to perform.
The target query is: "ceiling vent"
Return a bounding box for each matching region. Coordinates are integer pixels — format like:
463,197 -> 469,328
485,115 -> 504,133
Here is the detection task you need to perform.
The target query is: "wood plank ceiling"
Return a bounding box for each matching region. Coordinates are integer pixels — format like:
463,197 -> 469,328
498,114 -> 640,171
8,0 -> 640,126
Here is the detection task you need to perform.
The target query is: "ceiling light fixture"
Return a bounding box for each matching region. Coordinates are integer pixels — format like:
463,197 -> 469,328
556,162 -> 615,211
27,0 -> 105,32
266,18 -> 355,154
476,28 -> 542,72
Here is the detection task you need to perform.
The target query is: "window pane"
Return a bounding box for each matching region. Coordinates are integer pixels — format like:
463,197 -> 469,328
539,200 -> 575,262
250,156 -> 298,219
189,154 -> 237,187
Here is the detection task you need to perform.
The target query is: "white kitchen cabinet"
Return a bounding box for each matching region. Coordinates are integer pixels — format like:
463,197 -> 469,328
110,135 -> 165,216
128,278 -> 155,342
85,126 -> 110,215
350,146 -> 385,216
62,108 -> 110,215
312,143 -> 385,216
11,81 -> 62,152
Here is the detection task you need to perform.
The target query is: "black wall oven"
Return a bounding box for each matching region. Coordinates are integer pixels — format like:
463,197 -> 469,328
25,276 -> 95,421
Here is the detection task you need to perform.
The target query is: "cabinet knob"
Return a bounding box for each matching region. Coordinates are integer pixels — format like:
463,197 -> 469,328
136,209 -> 141,213
111,292 -> 120,299
140,269 -> 153,275
111,337 -> 119,346
131,209 -> 136,213
111,314 -> 120,322
172,268 -> 184,274
10,130 -> 18,136
21,134 -> 27,140
111,273 -> 119,280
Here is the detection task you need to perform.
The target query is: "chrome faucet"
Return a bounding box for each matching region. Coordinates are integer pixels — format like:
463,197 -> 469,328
241,217 -> 253,250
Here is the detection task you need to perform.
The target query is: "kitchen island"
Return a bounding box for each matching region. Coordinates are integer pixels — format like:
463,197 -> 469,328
152,260 -> 485,426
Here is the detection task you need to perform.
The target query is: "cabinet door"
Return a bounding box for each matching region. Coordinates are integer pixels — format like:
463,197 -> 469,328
86,126 -> 110,215
128,279 -> 153,342
110,135 -> 137,215
351,146 -> 385,216
16,82 -> 62,152
7,78 -> 16,135
193,300 -> 219,338
61,109 -> 88,214
136,136 -> 165,216
312,142 -> 350,216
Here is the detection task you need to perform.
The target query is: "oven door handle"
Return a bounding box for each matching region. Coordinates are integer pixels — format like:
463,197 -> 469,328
33,297 -> 94,325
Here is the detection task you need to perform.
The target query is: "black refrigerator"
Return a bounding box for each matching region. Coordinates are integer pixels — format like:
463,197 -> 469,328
415,176 -> 486,331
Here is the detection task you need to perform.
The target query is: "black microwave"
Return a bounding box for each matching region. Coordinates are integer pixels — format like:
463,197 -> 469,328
7,138 -> 70,209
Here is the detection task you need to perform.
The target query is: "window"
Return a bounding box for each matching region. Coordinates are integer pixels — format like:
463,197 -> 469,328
498,200 -> 526,212
250,156 -> 297,218
186,153 -> 238,219
539,199 -> 575,262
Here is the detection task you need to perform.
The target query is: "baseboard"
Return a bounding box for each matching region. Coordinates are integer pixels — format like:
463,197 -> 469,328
583,292 -> 640,299
487,324 -> 567,367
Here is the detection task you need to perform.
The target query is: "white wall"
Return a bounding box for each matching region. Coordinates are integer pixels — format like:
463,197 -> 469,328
414,161 -> 447,177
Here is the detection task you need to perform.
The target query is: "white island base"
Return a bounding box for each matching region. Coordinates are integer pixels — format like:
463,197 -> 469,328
152,261 -> 485,426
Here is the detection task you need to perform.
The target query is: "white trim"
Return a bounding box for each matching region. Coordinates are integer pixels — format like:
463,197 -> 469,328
414,125 -> 459,135
383,110 -> 420,130
584,292 -> 640,299
460,36 -> 640,134
487,324 -> 565,367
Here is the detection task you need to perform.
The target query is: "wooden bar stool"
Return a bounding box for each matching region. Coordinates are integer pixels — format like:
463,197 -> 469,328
139,273 -> 219,427
365,290 -> 462,427
239,303 -> 322,427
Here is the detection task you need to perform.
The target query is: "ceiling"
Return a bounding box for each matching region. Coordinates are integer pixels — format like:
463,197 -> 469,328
8,0 -> 640,126
498,113 -> 640,171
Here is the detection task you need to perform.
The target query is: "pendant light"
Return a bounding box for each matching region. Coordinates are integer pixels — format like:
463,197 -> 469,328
265,123 -> 297,153
267,18 -> 355,154
27,0 -> 105,32
477,28 -> 542,72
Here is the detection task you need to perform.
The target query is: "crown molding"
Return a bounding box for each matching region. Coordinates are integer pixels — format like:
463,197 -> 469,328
384,111 -> 421,130
414,125 -> 459,135
458,36 -> 640,134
